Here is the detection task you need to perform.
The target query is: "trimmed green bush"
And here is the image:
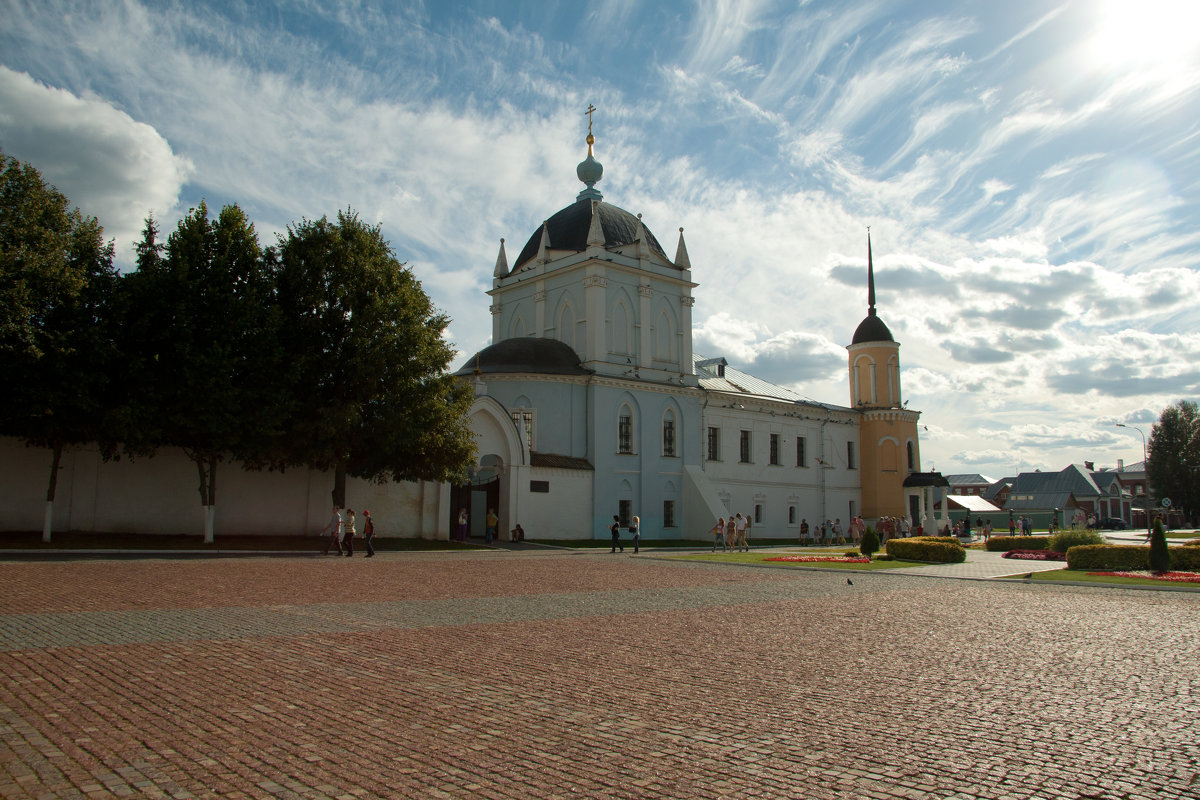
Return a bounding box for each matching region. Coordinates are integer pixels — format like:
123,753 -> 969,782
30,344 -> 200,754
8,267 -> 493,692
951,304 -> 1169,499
1149,519 -> 1170,573
1183,539 -> 1200,547
1047,529 -> 1106,553
1172,546 -> 1200,570
1066,545 -> 1150,571
1066,543 -> 1200,571
860,526 -> 880,557
907,536 -> 960,545
843,550 -> 861,558
986,536 -> 1051,552
885,538 -> 966,563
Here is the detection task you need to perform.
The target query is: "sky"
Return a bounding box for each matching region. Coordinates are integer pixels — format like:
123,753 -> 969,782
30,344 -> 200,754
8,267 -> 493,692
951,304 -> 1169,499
2,0 -> 1199,481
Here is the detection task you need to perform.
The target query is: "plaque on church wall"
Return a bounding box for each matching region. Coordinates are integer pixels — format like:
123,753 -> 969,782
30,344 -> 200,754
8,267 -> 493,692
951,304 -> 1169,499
530,480 -> 550,493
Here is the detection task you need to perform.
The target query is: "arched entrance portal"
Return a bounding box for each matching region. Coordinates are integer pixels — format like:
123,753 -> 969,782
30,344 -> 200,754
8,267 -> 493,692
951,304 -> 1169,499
449,454 -> 503,540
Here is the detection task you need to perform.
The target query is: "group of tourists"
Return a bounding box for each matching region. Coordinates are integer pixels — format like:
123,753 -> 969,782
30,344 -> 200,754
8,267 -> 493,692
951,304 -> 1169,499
711,513 -> 752,552
321,505 -> 376,557
795,516 -> 872,546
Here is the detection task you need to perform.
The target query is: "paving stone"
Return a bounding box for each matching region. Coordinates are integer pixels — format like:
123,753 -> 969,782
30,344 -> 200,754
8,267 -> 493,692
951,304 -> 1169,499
0,553 -> 1197,798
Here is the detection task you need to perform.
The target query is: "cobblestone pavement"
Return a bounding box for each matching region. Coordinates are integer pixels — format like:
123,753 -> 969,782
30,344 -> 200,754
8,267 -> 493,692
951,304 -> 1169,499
1,551 -> 1198,799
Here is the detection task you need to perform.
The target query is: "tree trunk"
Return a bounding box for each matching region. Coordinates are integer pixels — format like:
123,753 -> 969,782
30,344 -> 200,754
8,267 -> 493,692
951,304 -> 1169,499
43,443 -> 63,543
204,457 -> 217,544
332,461 -> 347,508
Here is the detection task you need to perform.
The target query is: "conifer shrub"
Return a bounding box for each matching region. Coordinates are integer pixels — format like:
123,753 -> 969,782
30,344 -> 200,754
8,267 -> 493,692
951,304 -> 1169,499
986,536 -> 1051,552
1047,529 -> 1106,553
885,539 -> 966,563
1149,519 -> 1170,573
860,526 -> 880,557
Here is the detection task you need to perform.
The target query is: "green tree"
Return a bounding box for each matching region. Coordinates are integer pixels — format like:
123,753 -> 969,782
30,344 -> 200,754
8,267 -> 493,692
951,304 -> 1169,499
1149,518 -> 1170,573
0,152 -> 119,542
119,203 -> 284,541
1146,400 -> 1200,524
273,209 -> 475,505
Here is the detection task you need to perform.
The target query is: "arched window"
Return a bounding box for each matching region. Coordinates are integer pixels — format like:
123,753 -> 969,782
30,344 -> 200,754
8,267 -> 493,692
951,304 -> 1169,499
618,403 -> 636,454
662,409 -> 677,457
907,440 -> 916,471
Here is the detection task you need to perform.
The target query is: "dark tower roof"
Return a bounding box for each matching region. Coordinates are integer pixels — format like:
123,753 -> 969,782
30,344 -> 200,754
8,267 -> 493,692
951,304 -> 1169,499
454,337 -> 593,377
851,230 -> 895,344
512,200 -> 668,269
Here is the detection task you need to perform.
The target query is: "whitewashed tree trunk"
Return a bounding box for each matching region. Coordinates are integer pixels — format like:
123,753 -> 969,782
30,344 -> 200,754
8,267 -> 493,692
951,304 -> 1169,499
204,505 -> 215,544
42,501 -> 54,543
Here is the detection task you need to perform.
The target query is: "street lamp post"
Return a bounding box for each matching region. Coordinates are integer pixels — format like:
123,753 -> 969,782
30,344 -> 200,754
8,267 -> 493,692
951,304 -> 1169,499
1115,422 -> 1152,538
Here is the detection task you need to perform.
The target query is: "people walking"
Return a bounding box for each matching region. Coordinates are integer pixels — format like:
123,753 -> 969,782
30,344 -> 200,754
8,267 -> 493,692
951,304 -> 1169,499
734,513 -> 748,552
362,510 -> 375,557
457,508 -> 468,542
631,515 -> 640,553
322,506 -> 343,556
341,508 -> 357,556
725,515 -> 736,551
799,518 -> 809,546
714,516 -> 725,551
610,515 -> 623,553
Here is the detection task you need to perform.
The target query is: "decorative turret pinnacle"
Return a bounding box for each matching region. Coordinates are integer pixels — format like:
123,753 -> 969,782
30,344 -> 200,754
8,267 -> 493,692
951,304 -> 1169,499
674,227 -> 691,269
586,200 -> 604,248
534,221 -> 550,266
493,238 -> 509,278
576,103 -> 603,202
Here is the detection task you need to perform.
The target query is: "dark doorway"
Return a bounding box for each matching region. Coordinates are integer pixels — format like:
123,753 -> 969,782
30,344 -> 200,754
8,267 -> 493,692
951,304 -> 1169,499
449,478 -> 500,539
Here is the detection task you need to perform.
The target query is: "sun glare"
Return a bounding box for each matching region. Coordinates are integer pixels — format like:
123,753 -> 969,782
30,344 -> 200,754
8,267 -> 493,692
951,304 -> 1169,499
1089,0 -> 1200,68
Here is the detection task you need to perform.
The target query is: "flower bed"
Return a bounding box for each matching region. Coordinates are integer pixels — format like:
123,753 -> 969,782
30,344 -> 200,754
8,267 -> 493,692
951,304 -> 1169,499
1002,549 -> 1066,561
1088,571 -> 1200,584
765,555 -> 872,564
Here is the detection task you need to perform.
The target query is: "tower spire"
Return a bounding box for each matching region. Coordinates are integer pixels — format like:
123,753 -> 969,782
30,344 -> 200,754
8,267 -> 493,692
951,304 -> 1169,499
867,227 -> 877,317
576,104 -> 603,202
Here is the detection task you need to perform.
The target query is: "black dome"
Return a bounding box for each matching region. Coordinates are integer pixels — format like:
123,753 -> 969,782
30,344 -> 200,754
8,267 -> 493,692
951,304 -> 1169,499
455,337 -> 593,377
513,199 -> 669,269
851,313 -> 894,344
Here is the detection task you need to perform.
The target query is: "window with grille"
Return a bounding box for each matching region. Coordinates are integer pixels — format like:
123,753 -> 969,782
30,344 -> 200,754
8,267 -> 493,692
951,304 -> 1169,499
707,427 -> 720,461
740,430 -> 751,463
619,413 -> 633,454
510,409 -> 535,450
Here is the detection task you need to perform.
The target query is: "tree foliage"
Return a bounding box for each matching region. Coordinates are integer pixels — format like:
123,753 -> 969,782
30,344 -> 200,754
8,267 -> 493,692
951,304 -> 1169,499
3,151 -> 475,534
119,203 -> 284,539
273,209 -> 475,505
1146,400 -> 1200,521
0,152 -> 119,540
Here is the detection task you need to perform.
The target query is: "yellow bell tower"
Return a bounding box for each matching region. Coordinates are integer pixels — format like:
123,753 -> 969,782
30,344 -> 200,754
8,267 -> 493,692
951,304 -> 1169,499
847,232 -> 922,523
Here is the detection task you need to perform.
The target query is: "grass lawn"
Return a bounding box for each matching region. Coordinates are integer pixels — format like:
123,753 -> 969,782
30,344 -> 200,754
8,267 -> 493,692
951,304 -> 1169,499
1012,568 -> 1200,589
670,551 -> 930,570
0,531 -> 485,552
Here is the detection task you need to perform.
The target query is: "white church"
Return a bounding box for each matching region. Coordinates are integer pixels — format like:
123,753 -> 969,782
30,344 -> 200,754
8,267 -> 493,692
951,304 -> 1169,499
449,124 -> 939,541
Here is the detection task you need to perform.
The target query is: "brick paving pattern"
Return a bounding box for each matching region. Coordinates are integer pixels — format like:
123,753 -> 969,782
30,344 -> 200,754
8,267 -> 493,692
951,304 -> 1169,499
1,551 -> 1197,799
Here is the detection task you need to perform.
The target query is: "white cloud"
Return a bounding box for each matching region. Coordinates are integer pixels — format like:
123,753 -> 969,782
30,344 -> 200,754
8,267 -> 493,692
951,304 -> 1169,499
0,67 -> 191,259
